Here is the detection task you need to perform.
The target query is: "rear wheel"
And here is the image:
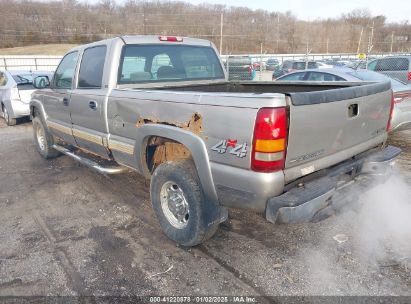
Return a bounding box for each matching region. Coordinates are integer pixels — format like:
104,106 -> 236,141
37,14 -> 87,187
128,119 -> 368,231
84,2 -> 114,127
32,116 -> 60,159
3,105 -> 16,126
150,160 -> 220,247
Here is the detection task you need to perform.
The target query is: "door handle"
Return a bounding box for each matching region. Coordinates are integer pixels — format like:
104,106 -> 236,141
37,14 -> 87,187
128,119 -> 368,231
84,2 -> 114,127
348,103 -> 358,117
89,101 -> 97,110
62,97 -> 69,106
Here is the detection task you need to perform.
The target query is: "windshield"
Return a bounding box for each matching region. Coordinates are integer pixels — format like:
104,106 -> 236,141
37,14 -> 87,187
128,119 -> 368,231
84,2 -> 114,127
12,74 -> 34,84
118,44 -> 225,84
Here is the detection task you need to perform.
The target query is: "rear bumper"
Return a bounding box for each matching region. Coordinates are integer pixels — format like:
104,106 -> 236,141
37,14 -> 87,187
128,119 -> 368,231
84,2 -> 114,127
3,99 -> 30,118
266,145 -> 401,224
390,103 -> 411,132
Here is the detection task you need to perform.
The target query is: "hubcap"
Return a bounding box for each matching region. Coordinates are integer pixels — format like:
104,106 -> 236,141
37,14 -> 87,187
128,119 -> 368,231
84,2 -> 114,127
36,125 -> 46,151
160,181 -> 189,229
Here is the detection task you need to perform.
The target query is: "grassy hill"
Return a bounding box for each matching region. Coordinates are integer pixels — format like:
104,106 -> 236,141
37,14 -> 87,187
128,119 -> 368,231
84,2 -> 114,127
0,44 -> 77,55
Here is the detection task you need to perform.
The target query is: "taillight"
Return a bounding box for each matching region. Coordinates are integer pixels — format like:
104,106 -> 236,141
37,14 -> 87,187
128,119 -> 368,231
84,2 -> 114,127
251,108 -> 288,172
10,87 -> 20,100
408,72 -> 411,81
387,91 -> 395,131
393,91 -> 411,104
158,36 -> 183,42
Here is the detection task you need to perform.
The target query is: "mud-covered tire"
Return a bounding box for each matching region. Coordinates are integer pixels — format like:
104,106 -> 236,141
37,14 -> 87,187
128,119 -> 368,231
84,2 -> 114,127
2,105 -> 16,126
32,116 -> 60,159
150,160 -> 220,247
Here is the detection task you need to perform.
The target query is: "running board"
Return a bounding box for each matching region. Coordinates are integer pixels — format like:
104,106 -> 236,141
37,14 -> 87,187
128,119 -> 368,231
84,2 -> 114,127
52,144 -> 128,175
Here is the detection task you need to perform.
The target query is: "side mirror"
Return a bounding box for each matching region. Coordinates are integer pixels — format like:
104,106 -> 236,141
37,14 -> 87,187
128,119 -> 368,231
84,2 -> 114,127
33,76 -> 50,89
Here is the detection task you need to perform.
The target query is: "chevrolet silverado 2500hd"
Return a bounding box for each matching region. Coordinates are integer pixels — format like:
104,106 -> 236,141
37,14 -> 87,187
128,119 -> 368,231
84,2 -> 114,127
30,35 -> 400,246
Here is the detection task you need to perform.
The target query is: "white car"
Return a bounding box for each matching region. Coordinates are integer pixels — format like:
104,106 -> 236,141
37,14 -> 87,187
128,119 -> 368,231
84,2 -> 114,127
0,70 -> 53,126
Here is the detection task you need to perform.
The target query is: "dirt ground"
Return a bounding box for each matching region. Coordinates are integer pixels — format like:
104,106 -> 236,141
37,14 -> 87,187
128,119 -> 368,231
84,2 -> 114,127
0,118 -> 411,299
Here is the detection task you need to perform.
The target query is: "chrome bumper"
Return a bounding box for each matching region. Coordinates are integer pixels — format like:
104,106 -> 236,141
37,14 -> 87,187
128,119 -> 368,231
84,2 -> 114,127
266,145 -> 401,224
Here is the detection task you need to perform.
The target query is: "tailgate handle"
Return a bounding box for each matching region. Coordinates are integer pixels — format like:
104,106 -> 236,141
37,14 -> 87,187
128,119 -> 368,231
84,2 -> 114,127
348,104 -> 358,118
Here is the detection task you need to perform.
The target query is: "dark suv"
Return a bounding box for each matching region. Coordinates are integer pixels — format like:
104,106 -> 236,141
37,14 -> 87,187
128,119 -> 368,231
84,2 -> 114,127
225,56 -> 255,81
273,60 -> 319,80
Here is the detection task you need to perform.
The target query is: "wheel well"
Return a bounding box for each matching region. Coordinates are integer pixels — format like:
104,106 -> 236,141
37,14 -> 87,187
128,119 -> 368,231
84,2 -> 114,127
30,106 -> 38,117
145,136 -> 192,174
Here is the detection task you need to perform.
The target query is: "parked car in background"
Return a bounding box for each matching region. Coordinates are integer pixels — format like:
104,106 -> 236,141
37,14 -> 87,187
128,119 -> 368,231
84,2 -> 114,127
0,70 -> 53,125
272,60 -> 319,80
265,58 -> 280,71
282,60 -> 319,73
252,59 -> 266,71
226,56 -> 255,80
317,61 -> 333,69
367,56 -> 411,84
275,68 -> 411,132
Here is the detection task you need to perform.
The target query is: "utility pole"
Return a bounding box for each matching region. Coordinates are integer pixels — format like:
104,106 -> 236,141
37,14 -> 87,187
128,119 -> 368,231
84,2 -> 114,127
305,41 -> 311,69
143,3 -> 147,35
219,12 -> 223,54
276,14 -> 280,53
390,31 -> 395,54
326,38 -> 329,54
366,21 -> 374,67
357,27 -> 363,54
259,41 -> 263,80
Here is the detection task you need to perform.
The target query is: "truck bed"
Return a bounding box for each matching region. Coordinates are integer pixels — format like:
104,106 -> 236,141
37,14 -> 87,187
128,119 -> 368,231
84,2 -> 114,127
151,80 -> 368,94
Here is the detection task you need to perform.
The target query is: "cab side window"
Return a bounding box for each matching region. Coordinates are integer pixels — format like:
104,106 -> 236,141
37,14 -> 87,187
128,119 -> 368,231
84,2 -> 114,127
278,72 -> 306,81
78,46 -> 107,88
0,72 -> 7,86
307,72 -> 345,81
53,51 -> 78,89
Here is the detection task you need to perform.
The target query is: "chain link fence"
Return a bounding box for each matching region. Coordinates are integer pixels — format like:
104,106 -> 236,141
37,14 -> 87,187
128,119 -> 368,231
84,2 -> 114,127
0,56 -> 61,71
222,53 -> 411,81
1,53 -> 410,83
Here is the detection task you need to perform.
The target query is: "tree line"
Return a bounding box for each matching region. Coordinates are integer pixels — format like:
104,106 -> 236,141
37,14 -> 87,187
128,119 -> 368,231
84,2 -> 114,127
0,0 -> 410,54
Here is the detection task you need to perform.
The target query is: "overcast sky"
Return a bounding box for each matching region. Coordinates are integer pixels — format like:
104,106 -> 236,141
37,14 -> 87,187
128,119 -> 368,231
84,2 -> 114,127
163,0 -> 410,22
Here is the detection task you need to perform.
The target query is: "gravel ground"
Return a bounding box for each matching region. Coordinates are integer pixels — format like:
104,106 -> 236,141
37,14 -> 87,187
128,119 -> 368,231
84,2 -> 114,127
0,118 -> 410,299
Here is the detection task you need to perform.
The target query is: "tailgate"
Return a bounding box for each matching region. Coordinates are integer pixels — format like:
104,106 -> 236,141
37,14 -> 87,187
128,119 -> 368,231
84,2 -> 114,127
284,81 -> 392,183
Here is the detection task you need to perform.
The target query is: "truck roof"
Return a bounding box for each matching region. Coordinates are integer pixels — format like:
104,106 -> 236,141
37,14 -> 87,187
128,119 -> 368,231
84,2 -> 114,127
68,35 -> 213,54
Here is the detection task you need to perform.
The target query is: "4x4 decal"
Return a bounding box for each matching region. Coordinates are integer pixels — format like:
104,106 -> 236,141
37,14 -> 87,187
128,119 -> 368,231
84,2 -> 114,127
211,139 -> 248,158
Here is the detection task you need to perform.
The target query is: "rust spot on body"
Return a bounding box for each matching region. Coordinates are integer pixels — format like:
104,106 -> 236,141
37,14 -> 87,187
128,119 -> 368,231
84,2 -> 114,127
152,142 -> 191,168
136,113 -> 203,135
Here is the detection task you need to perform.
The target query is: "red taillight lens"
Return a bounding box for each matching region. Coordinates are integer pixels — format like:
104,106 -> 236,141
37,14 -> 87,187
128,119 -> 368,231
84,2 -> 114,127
408,72 -> 411,81
387,90 -> 395,131
158,36 -> 183,42
251,107 -> 288,172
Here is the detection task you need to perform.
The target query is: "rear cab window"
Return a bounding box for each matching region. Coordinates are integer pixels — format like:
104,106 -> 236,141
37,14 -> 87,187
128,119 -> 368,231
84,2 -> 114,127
118,44 -> 225,84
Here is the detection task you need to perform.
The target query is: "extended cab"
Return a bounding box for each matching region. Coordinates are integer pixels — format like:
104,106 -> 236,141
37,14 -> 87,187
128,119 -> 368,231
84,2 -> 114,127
30,36 -> 400,246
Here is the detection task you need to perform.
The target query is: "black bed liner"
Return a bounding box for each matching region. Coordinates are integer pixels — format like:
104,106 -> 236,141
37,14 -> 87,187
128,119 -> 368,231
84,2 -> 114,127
155,80 -> 391,106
